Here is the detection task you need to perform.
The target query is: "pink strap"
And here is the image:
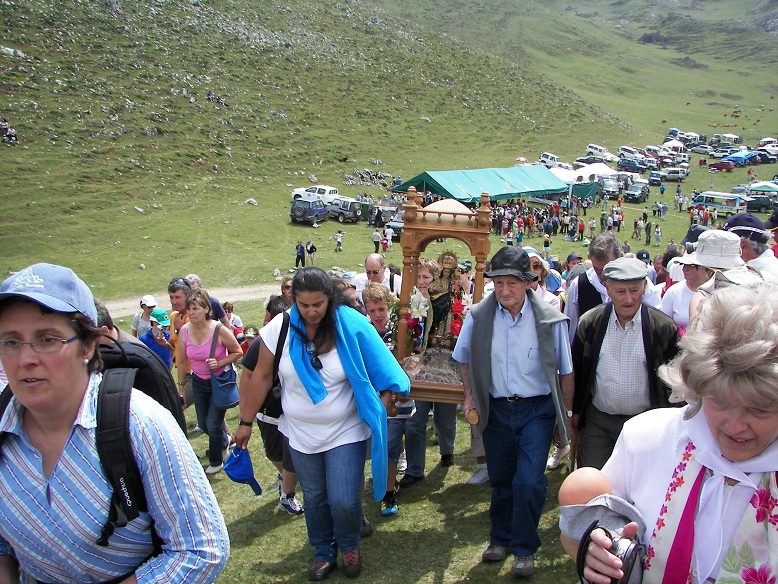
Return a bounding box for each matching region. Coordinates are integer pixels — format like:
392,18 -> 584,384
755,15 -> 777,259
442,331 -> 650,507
663,467 -> 706,581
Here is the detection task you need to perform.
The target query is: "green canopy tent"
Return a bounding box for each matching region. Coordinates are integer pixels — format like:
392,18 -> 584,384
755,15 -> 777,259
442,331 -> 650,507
392,165 -> 571,204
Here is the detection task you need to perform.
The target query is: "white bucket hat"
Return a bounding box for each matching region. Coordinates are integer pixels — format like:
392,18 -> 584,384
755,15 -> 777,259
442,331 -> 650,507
676,230 -> 744,270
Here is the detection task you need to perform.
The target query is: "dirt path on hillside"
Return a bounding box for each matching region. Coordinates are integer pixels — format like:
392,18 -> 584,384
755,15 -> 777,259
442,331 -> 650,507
104,283 -> 281,318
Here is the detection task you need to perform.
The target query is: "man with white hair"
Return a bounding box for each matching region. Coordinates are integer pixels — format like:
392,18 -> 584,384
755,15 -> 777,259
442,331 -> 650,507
723,214 -> 778,283
352,253 -> 402,304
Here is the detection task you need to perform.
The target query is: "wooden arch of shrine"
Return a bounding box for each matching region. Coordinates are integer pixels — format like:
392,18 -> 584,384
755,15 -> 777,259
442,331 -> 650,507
395,187 -> 492,403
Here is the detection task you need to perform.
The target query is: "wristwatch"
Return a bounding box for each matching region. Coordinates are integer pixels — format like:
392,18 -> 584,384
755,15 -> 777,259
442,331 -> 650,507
238,419 -> 254,427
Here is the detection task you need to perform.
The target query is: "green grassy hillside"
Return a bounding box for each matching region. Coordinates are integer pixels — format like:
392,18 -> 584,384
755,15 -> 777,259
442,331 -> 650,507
372,0 -> 778,148
1,0 -> 775,299
0,0 -> 622,297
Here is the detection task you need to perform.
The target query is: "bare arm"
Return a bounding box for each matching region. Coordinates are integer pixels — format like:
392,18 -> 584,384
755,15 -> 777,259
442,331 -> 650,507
177,324 -> 188,386
234,341 -> 274,449
215,325 -> 243,368
457,362 -> 478,423
559,372 -> 575,438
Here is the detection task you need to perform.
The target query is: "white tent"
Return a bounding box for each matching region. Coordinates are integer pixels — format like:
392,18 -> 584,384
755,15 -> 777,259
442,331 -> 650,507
573,163 -> 617,180
548,167 -> 582,183
662,139 -> 686,152
748,181 -> 778,194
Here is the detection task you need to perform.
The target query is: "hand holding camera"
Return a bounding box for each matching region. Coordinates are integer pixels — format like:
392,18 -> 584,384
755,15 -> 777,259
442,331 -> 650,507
577,520 -> 640,584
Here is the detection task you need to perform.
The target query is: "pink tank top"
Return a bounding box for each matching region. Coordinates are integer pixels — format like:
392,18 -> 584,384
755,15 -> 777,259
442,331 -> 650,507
182,324 -> 228,379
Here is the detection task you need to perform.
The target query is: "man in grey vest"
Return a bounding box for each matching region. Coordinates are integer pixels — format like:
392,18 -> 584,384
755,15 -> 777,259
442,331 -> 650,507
452,246 -> 574,577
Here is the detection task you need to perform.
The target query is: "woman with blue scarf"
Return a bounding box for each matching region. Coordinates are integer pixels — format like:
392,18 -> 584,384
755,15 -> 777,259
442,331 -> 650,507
234,268 -> 410,581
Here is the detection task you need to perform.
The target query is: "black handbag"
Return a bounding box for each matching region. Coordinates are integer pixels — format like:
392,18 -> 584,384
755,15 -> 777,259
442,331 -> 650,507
209,323 -> 240,409
258,312 -> 289,418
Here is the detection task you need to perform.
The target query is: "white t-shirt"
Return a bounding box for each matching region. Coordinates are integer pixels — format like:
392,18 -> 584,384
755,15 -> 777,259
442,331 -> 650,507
661,280 -> 694,329
259,313 -> 369,454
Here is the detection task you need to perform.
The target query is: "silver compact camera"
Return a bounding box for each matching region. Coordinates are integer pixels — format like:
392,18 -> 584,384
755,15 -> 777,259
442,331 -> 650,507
577,519 -> 640,584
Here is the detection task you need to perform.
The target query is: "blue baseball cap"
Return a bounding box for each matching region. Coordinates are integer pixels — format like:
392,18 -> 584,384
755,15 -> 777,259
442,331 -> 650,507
0,263 -> 97,325
223,447 -> 263,496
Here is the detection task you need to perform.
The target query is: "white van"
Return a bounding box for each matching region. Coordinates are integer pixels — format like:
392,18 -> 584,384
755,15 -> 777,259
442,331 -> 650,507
691,191 -> 749,216
617,146 -> 640,160
586,144 -> 618,162
675,152 -> 690,165
538,152 -> 562,167
758,137 -> 777,148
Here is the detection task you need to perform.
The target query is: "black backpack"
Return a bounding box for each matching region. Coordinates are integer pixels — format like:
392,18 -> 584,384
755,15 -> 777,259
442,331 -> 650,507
0,339 -> 186,553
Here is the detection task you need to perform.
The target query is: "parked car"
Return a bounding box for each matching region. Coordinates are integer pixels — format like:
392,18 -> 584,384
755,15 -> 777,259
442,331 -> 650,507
648,171 -> 663,186
617,158 -> 647,173
624,183 -> 650,203
710,148 -> 736,159
598,177 -> 620,197
709,160 -> 735,172
731,184 -> 749,195
660,168 -> 685,182
574,155 -> 606,169
385,211 -> 405,239
327,197 -> 362,223
746,195 -> 777,214
291,184 -> 340,203
643,157 -> 660,170
538,152 -> 560,166
691,145 -> 714,155
290,197 -> 328,224
753,151 -> 777,164
586,144 -> 619,162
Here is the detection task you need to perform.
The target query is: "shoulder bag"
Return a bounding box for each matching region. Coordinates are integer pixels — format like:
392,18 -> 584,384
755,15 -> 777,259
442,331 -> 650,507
210,323 -> 240,409
258,312 -> 290,418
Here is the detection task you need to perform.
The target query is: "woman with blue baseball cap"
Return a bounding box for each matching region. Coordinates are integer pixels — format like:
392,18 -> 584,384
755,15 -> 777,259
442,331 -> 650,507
0,263 -> 229,583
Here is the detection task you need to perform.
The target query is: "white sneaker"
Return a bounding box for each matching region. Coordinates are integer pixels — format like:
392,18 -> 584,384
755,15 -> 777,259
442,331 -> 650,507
466,465 -> 489,486
397,450 -> 407,474
546,445 -> 571,470
205,464 -> 223,475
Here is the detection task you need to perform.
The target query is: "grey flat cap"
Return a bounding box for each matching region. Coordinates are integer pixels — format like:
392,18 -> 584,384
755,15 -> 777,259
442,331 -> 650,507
603,257 -> 648,282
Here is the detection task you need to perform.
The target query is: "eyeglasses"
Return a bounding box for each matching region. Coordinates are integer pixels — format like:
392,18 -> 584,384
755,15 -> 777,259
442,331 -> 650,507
169,278 -> 187,286
305,341 -> 323,371
366,269 -> 382,276
0,335 -> 80,355
282,285 -> 292,290
530,263 -> 544,270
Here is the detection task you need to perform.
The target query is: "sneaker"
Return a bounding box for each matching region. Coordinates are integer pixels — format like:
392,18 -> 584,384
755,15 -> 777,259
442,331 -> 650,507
398,474 -> 424,488
546,444 -> 571,471
440,454 -> 454,467
308,560 -> 336,581
342,548 -> 362,578
205,464 -> 223,475
481,543 -> 509,563
360,513 -> 373,537
466,465 -> 490,486
380,495 -> 398,517
192,424 -> 202,433
397,450 -> 407,474
510,554 -> 535,577
279,492 -> 304,516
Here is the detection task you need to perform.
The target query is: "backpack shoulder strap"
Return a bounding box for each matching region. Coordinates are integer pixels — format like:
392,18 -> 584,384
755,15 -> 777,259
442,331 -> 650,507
0,386 -> 12,455
95,369 -> 148,547
273,312 -> 290,383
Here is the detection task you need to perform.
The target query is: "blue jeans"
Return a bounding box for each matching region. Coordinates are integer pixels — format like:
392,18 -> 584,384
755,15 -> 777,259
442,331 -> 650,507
192,374 -> 229,467
404,401 -> 457,477
289,441 -> 366,562
483,394 -> 555,557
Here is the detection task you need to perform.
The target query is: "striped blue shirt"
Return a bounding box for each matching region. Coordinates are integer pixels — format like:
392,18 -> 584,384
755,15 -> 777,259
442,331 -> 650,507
0,373 -> 229,583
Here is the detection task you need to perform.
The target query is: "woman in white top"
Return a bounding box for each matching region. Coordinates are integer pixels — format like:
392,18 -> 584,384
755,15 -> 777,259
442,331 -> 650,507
233,267 -> 409,581
661,230 -> 744,333
559,283 -> 778,584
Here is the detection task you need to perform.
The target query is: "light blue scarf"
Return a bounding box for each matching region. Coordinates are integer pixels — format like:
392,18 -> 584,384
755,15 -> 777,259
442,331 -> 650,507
289,304 -> 411,501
